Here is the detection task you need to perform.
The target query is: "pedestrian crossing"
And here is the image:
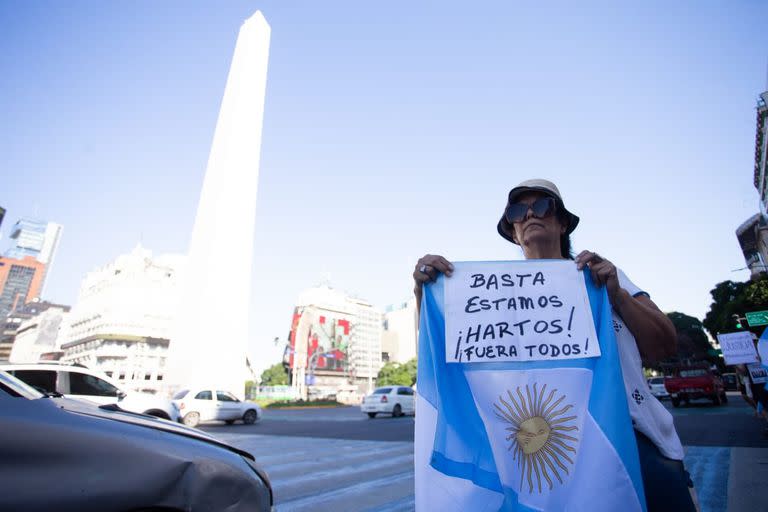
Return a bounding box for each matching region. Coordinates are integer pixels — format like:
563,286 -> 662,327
215,432 -> 727,512
214,433 -> 415,512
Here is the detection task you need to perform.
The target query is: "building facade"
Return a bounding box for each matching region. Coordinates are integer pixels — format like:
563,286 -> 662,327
381,298 -> 418,364
8,300 -> 70,363
5,218 -> 62,296
0,255 -> 46,321
738,90 -> 768,277
61,246 -> 184,394
286,285 -> 383,398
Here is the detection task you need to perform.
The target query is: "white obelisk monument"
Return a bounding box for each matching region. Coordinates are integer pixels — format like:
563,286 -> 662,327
165,11 -> 270,398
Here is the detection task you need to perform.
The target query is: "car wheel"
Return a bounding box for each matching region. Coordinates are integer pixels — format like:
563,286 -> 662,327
143,409 -> 170,420
243,409 -> 258,424
711,394 -> 722,406
671,397 -> 680,408
393,404 -> 402,417
721,392 -> 728,404
182,412 -> 200,427
367,412 -> 377,419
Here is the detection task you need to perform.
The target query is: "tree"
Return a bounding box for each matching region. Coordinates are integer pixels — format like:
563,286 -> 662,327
260,362 -> 289,386
666,312 -> 717,362
703,278 -> 768,339
376,358 -> 417,386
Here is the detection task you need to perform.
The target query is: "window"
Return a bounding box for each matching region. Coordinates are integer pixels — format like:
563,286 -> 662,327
12,370 -> 57,393
195,390 -> 212,400
373,387 -> 392,394
144,374 -> 151,380
397,387 -> 413,396
157,375 -> 164,381
69,372 -> 119,397
172,389 -> 189,400
216,391 -> 238,402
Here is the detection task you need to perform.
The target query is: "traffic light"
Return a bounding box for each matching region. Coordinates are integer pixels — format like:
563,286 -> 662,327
732,314 -> 743,329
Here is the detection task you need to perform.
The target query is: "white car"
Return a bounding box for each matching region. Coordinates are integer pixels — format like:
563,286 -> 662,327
0,362 -> 180,422
172,387 -> 262,427
647,376 -> 670,400
361,386 -> 415,418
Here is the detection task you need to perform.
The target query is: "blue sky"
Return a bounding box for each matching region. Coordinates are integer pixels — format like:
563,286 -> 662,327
1,1 -> 767,374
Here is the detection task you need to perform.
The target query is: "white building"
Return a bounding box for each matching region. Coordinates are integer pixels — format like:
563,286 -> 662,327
382,298 -> 418,364
290,285 -> 383,397
61,245 -> 185,394
739,91 -> 768,277
8,300 -> 69,363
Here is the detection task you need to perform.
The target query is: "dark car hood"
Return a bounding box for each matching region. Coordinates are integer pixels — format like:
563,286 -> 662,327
50,396 -> 255,460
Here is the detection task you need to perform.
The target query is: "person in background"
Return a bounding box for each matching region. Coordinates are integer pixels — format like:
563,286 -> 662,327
413,179 -> 697,512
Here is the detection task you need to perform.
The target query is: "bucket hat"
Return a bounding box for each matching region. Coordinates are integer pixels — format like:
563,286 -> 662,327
497,178 -> 579,244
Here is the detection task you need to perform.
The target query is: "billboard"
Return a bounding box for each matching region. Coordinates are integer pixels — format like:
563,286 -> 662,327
287,306 -> 351,373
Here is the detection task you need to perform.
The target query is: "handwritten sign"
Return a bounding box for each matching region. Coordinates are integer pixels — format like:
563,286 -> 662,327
717,331 -> 759,365
747,363 -> 768,384
445,260 -> 600,363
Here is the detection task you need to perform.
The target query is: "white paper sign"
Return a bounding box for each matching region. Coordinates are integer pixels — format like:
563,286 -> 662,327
717,331 -> 759,365
747,363 -> 768,384
444,260 -> 600,363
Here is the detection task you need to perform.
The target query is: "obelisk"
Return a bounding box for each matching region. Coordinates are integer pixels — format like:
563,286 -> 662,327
165,11 -> 270,398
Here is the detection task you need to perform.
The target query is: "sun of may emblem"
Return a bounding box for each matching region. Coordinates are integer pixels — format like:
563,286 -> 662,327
493,383 -> 579,493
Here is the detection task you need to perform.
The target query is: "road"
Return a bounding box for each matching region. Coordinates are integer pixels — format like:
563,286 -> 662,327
201,393 -> 767,511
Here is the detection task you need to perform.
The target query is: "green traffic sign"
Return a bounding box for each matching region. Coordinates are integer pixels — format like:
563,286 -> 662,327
746,310 -> 768,327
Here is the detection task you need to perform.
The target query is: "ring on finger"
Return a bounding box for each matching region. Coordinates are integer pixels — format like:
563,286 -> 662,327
419,264 -> 429,273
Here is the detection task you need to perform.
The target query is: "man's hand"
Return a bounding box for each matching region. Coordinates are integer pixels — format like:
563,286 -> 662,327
413,254 -> 454,310
575,250 -> 623,307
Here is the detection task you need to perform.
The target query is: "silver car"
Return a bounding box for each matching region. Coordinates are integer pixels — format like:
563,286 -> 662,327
0,370 -> 273,511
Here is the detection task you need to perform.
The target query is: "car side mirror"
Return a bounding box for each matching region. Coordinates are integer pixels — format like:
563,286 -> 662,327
117,390 -> 127,401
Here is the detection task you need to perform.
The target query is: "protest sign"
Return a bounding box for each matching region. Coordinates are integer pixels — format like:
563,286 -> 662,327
444,260 -> 600,363
747,363 -> 768,384
716,331 -> 759,365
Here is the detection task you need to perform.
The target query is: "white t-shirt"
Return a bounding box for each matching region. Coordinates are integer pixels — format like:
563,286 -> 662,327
614,268 -> 685,460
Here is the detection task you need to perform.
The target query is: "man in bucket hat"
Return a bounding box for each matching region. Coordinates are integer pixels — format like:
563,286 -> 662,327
413,178 -> 697,512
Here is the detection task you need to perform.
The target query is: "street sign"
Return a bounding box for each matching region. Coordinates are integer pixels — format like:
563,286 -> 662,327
746,310 -> 768,327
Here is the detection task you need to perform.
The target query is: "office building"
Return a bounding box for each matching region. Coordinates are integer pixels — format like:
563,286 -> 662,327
8,300 -> 70,363
738,90 -> 768,277
5,218 -> 62,295
286,284 -> 383,398
0,255 -> 46,321
382,298 -> 418,364
61,245 -> 184,394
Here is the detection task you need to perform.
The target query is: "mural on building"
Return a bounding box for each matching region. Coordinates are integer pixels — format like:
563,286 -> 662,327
286,307 -> 351,375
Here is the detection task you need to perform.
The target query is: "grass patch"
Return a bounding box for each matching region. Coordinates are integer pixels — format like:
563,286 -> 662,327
265,399 -> 345,409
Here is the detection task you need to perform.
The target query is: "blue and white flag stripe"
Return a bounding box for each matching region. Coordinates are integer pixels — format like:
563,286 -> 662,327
416,262 -> 646,511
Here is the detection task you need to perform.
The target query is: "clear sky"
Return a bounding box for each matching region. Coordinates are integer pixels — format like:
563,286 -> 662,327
2,1 -> 767,375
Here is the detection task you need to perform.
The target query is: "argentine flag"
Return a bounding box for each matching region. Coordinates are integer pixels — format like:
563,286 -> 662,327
415,261 -> 646,512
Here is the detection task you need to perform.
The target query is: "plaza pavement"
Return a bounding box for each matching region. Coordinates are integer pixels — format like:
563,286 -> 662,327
215,431 -> 764,512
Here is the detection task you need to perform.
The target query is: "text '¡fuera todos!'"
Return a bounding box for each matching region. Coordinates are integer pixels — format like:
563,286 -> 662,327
444,262 -> 600,363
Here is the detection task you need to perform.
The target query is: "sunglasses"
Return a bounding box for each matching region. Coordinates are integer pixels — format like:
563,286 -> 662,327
505,197 -> 556,224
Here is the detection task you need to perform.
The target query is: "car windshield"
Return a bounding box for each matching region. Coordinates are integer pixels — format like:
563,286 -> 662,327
680,369 -> 707,377
0,370 -> 45,399
373,388 -> 392,394
173,389 -> 190,400
649,378 -> 664,384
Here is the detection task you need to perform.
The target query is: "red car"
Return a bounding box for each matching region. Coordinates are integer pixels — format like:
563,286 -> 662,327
664,364 -> 728,407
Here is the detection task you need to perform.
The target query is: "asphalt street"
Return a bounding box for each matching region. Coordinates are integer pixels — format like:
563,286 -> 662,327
200,394 -> 768,512
202,405 -> 416,442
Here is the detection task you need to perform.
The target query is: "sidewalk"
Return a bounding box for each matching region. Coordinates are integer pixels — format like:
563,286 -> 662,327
727,447 -> 768,512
